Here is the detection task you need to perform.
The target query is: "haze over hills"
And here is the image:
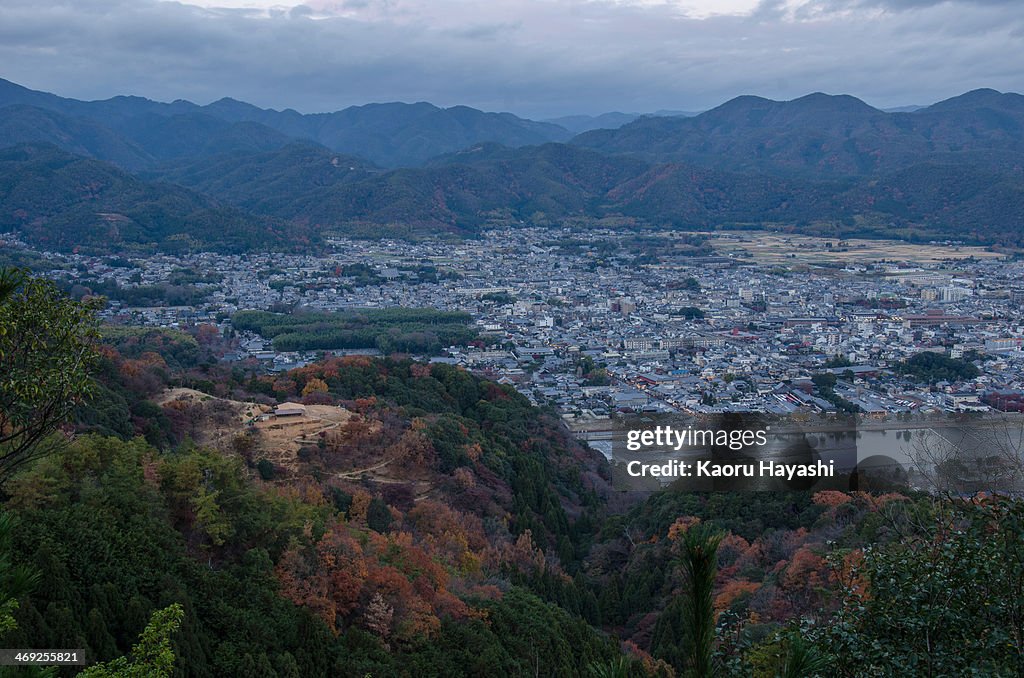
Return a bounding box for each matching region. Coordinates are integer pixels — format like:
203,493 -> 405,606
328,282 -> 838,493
0,77 -> 573,168
572,90 -> 1024,175
1,77 -> 1024,251
543,110 -> 699,135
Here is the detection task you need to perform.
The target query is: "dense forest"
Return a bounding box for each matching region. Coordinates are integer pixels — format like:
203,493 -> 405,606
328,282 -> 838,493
231,308 -> 478,354
2,272 -> 1024,677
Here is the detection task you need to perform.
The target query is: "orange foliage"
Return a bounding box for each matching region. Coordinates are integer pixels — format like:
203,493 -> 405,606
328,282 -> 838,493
349,489 -> 371,522
781,546 -> 827,591
390,428 -> 435,467
409,363 -> 432,379
163,399 -> 190,413
272,378 -> 296,396
406,500 -> 488,552
271,482 -> 327,506
276,516 -> 481,641
301,377 -> 329,397
353,396 -> 378,412
464,442 -> 483,462
466,584 -> 503,601
454,467 -> 475,489
869,492 -> 909,509
136,351 -> 167,368
667,516 -> 701,542
718,533 -> 751,568
194,324 -> 220,345
813,490 -> 852,507
623,640 -> 676,677
276,527 -> 367,632
714,580 -> 761,615
733,539 -> 766,575
487,529 -> 547,573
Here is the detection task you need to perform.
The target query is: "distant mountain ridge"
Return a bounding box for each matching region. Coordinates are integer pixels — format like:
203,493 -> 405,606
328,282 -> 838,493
2,79 -> 1024,250
572,89 -> 1024,176
0,77 -> 572,168
544,110 -> 699,134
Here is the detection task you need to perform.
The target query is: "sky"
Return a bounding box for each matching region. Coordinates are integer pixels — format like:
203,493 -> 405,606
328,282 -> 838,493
0,0 -> 1021,119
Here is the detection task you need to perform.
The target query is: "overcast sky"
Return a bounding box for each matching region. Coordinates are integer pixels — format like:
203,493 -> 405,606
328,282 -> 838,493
0,0 -> 1021,118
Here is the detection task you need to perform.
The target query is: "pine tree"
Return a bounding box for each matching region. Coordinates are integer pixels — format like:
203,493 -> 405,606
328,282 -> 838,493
679,522 -> 723,678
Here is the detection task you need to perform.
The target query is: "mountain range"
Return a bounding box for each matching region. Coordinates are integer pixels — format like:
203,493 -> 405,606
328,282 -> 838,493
0,77 -> 571,168
1,77 -> 1023,252
543,110 -> 698,134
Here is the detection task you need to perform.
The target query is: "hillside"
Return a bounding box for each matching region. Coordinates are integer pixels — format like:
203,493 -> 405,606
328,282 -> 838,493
136,88 -> 1024,245
0,143 -> 308,253
3,310 -> 1022,676
544,112 -> 642,134
0,104 -> 152,170
147,142 -> 645,236
147,143 -> 379,216
156,138 -> 1024,245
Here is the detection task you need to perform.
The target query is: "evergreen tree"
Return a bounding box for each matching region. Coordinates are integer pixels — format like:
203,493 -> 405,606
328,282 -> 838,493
679,523 -> 723,677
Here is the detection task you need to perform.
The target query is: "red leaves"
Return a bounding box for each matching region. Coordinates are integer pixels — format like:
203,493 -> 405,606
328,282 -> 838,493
275,515 -> 485,641
667,515 -> 702,542
714,580 -> 761,615
813,490 -> 853,507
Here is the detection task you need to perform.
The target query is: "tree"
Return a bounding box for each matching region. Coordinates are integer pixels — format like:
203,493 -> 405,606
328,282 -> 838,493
895,352 -> 979,384
679,521 -> 723,677
0,270 -> 100,483
363,592 -> 394,647
587,656 -> 631,678
79,603 -> 184,678
301,377 -> 328,398
810,373 -> 837,393
654,519 -> 724,676
779,631 -> 829,678
812,496 -> 1024,676
0,269 -> 25,305
824,355 -> 853,369
0,512 -> 38,637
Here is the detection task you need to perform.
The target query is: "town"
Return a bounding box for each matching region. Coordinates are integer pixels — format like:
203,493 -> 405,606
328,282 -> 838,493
5,227 -> 1024,428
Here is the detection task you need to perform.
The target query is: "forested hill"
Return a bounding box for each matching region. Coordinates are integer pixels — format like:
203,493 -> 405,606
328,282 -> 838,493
3,79 -> 1024,249
3,316 -> 631,675
150,139 -> 1024,246
0,143 -> 310,253
3,280 -> 1024,676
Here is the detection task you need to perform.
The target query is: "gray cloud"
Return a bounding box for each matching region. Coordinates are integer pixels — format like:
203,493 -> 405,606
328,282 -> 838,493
0,0 -> 1021,118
